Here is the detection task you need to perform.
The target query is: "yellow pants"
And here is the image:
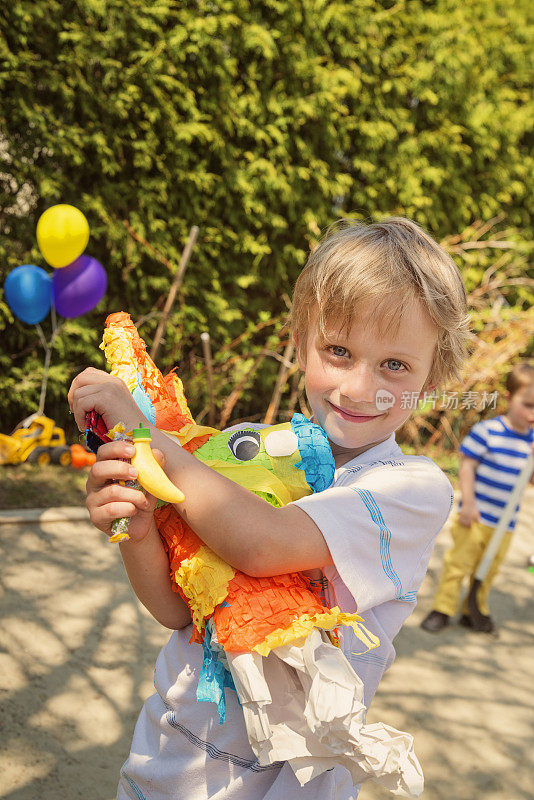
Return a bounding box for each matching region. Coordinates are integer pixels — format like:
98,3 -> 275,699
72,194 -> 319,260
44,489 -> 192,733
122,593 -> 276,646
432,515 -> 513,617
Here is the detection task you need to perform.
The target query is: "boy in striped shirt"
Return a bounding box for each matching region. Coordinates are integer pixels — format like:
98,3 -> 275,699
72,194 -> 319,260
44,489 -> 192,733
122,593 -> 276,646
421,363 -> 534,635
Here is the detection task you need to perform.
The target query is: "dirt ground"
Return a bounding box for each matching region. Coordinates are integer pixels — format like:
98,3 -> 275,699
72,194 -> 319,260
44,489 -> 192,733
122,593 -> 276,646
1,492 -> 533,800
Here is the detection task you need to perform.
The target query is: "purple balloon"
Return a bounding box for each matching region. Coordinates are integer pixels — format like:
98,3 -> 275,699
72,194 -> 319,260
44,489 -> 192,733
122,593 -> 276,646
52,254 -> 107,318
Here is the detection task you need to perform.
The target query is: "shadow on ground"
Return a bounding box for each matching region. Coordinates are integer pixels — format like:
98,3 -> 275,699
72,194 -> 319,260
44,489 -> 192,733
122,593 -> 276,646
0,518 -> 168,799
360,489 -> 534,800
1,491 -> 533,799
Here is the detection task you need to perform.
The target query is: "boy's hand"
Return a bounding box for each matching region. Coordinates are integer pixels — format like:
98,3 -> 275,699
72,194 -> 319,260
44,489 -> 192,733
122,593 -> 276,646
86,440 -> 163,543
458,503 -> 480,527
68,367 -> 143,434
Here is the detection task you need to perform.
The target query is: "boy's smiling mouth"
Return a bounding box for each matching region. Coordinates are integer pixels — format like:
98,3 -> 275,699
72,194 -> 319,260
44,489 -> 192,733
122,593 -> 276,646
327,401 -> 383,423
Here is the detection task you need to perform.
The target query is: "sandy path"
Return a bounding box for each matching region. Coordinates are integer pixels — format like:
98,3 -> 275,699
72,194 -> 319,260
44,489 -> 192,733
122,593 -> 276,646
1,492 -> 533,800
360,489 -> 534,800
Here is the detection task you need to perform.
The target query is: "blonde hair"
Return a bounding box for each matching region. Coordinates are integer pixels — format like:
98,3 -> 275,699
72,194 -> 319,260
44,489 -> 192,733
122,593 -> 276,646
505,362 -> 534,396
291,217 -> 470,389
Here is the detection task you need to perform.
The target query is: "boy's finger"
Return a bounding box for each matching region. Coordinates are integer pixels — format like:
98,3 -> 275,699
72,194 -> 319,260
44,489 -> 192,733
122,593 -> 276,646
70,377 -> 130,432
90,501 -> 139,531
69,386 -> 102,431
85,461 -> 137,495
90,483 -> 150,511
151,448 -> 166,466
67,368 -> 111,410
86,458 -> 137,493
95,440 -> 136,462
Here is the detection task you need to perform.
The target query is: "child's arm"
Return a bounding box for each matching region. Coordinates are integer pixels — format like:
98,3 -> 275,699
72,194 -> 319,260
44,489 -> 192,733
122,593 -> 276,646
457,455 -> 481,526
120,519 -> 192,629
86,438 -> 192,629
69,368 -> 332,577
148,423 -> 332,576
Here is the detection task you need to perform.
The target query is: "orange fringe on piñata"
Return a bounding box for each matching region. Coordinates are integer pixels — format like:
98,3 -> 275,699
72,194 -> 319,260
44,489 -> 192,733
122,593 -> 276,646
157,503 -> 328,651
155,503 -> 376,656
103,312 -> 213,453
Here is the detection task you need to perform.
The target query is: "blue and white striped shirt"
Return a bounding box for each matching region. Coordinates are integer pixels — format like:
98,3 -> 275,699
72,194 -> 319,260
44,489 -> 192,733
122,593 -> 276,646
460,415 -> 534,531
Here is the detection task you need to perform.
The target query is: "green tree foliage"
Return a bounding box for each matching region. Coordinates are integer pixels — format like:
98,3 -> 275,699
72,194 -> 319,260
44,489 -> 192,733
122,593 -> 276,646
0,0 -> 532,435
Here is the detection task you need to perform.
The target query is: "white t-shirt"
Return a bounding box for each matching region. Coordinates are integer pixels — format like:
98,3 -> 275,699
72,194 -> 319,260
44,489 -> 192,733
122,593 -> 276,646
117,433 -> 453,800
293,432 -> 454,707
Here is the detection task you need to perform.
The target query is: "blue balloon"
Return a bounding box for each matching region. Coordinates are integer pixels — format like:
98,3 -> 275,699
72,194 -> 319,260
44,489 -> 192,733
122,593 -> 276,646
4,264 -> 52,325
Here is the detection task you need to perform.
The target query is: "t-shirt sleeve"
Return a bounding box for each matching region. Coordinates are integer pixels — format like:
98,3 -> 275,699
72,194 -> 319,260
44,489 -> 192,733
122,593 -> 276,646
292,460 -> 453,613
460,421 -> 490,462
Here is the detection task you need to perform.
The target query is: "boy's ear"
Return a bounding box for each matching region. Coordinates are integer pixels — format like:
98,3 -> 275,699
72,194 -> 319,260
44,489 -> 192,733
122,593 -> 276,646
418,382 -> 437,398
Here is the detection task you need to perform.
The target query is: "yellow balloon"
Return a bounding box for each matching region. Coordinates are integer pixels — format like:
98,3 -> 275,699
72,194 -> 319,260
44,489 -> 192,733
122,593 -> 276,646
36,204 -> 90,268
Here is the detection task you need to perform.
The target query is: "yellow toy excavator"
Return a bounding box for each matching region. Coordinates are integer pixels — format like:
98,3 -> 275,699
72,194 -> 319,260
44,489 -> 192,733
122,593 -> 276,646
0,414 -> 71,466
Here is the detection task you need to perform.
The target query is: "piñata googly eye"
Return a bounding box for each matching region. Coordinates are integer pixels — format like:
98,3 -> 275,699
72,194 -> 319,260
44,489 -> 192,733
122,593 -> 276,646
228,430 -> 261,461
264,429 -> 298,457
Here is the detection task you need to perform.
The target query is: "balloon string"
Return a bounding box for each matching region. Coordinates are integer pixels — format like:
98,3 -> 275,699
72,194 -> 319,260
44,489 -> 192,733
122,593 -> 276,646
35,323 -> 47,350
36,316 -> 63,416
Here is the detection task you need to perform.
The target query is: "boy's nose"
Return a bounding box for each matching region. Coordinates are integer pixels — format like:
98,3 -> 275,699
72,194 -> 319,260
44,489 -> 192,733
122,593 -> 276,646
339,363 -> 377,407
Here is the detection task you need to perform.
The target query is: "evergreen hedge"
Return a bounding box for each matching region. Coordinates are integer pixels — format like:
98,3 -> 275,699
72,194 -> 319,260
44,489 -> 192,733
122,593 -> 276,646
0,0 -> 532,436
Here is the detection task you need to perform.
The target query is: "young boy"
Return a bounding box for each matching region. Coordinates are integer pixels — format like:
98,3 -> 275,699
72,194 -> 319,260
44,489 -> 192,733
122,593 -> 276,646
68,218 -> 469,800
421,363 -> 534,635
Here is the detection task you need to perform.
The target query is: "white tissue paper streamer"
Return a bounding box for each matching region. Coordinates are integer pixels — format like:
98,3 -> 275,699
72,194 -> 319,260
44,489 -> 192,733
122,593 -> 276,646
225,628 -> 424,798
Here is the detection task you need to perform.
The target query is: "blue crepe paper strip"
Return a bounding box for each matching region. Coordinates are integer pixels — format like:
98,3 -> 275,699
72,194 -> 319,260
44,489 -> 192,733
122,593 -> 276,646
291,413 -> 335,493
196,623 -> 236,724
132,372 -> 157,424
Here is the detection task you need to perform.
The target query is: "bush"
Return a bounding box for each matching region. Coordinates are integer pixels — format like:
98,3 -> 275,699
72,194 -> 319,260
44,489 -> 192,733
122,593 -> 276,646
0,0 -> 532,434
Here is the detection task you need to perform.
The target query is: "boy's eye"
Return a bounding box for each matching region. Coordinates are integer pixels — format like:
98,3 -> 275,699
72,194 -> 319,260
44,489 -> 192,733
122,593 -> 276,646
329,345 -> 348,358
386,359 -> 405,372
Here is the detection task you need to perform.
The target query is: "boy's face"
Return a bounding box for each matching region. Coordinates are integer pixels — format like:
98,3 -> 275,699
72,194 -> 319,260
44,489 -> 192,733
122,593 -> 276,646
506,383 -> 534,433
298,298 -> 438,466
